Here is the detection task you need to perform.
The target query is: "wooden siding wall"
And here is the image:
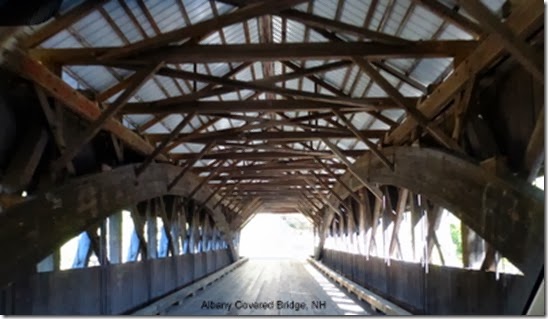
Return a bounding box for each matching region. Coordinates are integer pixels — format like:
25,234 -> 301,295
321,249 -> 531,315
0,249 -> 231,315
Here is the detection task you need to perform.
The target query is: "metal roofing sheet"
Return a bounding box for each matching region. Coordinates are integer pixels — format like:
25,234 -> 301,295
102,1 -> 145,43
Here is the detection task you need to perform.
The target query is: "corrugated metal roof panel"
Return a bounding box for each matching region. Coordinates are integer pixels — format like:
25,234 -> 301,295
399,82 -> 423,97
366,83 -> 388,97
155,75 -> 187,96
368,1 -> 388,31
201,31 -> 223,44
223,23 -> 247,44
41,30 -> 83,48
252,62 -> 264,79
72,11 -> 124,47
400,5 -> 443,40
285,19 -> 305,43
382,0 -> 412,36
184,0 -> 215,24
143,1 -> 186,33
349,112 -> 375,130
351,73 -> 371,98
103,1 -> 144,43
144,122 -> 170,134
411,58 -> 452,85
302,78 -> 315,93
340,0 -> 371,27
162,114 -> 184,131
234,67 -> 253,82
342,66 -> 359,95
133,79 -> 168,102
68,65 -> 119,92
123,0 -> 156,38
324,68 -> 347,89
311,0 -> 338,20
438,23 -> 473,40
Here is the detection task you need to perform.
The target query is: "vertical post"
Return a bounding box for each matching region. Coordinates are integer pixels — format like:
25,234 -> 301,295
461,223 -> 485,269
108,212 -> 123,264
147,200 -> 158,259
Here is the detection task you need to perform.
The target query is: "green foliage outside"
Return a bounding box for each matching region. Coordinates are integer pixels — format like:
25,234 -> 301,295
449,223 -> 463,258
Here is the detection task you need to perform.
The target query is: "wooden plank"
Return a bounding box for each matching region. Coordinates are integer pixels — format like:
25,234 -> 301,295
132,258 -> 249,315
31,41 -> 478,63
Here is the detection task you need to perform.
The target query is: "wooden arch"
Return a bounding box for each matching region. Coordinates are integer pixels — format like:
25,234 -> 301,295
0,163 -> 242,287
319,147 -> 543,278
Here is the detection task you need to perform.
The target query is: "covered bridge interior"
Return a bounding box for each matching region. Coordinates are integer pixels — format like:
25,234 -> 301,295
0,0 -> 544,315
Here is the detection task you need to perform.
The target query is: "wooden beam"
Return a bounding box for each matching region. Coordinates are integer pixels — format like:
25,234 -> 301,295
188,160 -> 230,199
135,112 -> 195,176
523,108 -> 544,182
122,98 -> 406,114
333,109 -> 394,170
97,0 -> 307,60
411,0 -> 483,37
124,65 -> 419,108
168,141 -> 216,190
21,0 -> 109,48
1,126 -> 48,193
353,59 -> 461,151
389,188 -> 409,257
459,0 -> 543,82
309,172 -> 353,215
32,40 -> 478,64
321,138 -> 383,200
51,63 -> 164,172
386,1 -> 543,145
314,158 -> 360,203
6,51 -> 163,159
192,161 -> 346,173
323,146 -> 543,276
171,150 -> 364,161
150,130 -> 386,145
278,9 -> 409,45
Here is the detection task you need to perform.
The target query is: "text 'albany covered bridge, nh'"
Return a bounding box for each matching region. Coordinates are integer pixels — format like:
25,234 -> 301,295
0,0 -> 544,315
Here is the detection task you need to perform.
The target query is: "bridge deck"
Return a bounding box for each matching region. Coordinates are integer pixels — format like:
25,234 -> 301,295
165,258 -> 374,315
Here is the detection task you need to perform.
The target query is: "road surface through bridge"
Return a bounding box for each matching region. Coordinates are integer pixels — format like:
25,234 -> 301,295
165,258 -> 375,315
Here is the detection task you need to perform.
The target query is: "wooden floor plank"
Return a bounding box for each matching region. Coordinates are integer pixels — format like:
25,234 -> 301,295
165,258 -> 374,315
